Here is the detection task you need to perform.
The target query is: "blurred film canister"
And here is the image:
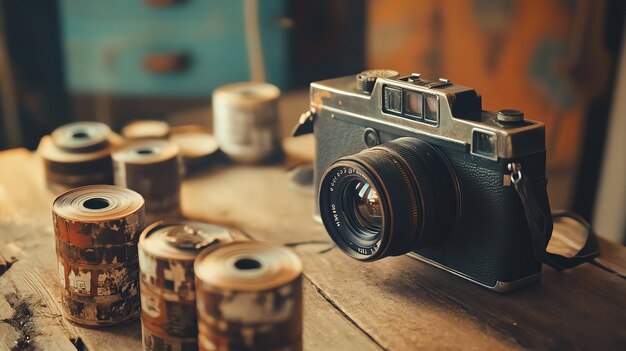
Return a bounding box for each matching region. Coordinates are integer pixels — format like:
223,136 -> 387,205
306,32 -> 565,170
53,185 -> 145,326
195,241 -> 303,351
139,221 -> 233,351
170,125 -> 221,172
112,140 -> 183,225
38,122 -> 119,193
122,120 -> 171,140
213,82 -> 282,163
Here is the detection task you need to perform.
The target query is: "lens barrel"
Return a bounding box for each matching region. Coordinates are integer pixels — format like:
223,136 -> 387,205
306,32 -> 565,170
319,137 -> 459,261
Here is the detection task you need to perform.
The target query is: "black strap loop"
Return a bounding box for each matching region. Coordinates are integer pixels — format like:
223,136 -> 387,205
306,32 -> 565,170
547,210 -> 601,271
510,163 -> 600,271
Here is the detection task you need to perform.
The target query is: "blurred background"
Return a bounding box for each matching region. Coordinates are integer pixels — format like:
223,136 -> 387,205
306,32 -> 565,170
0,0 -> 624,243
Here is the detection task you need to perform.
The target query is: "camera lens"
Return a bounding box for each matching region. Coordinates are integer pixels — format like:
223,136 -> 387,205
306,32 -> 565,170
319,137 -> 460,261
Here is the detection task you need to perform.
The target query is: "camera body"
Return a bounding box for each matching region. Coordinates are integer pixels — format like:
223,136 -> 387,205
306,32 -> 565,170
296,70 -> 552,292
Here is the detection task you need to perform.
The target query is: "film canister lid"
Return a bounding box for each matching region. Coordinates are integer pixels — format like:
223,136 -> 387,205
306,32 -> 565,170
195,241 -> 302,292
112,139 -> 180,165
140,221 -> 232,260
51,122 -> 112,153
53,185 -> 145,222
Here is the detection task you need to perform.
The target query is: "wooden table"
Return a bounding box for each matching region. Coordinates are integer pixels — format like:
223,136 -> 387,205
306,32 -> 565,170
0,146 -> 625,351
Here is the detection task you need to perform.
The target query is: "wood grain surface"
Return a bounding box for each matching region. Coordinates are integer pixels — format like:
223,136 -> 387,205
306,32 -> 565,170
0,147 -> 625,351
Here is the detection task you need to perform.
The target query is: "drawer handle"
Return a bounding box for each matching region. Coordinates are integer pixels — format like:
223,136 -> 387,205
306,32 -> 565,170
145,0 -> 185,7
143,53 -> 190,74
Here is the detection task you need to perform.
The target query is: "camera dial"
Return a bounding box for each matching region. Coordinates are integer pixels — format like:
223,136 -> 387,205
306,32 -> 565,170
497,109 -> 524,124
319,138 -> 460,261
356,69 -> 399,94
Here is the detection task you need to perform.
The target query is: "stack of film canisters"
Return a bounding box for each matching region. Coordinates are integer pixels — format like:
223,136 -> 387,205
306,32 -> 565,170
53,189 -> 305,350
137,223 -> 304,351
38,122 -> 122,193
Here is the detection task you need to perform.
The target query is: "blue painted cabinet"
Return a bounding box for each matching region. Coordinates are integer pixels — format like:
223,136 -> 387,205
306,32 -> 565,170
59,0 -> 290,96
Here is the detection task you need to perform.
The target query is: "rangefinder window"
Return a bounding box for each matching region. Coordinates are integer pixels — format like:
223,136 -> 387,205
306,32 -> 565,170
383,86 -> 402,114
424,94 -> 439,124
403,90 -> 423,119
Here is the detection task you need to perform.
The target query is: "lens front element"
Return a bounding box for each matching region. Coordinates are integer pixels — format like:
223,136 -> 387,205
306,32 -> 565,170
344,179 -> 383,248
348,180 -> 382,232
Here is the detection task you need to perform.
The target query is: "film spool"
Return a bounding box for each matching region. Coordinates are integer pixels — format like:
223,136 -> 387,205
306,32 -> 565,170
138,221 -> 233,351
213,82 -> 282,163
195,241 -> 303,351
112,140 -> 183,225
38,122 -> 121,193
170,125 -> 221,171
122,120 -> 171,140
53,185 -> 145,327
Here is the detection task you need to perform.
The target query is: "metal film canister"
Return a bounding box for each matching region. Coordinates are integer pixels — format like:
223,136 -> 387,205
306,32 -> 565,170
212,82 -> 282,163
195,241 -> 303,351
112,140 -> 183,225
38,122 -> 120,193
138,221 -> 233,351
53,185 -> 145,327
170,125 -> 221,172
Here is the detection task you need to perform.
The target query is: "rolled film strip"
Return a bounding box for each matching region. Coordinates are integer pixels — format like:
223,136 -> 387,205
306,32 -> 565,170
122,120 -> 171,140
138,220 -> 233,351
213,82 -> 282,163
169,125 -> 221,171
38,122 -> 121,193
53,185 -> 145,327
195,241 -> 303,351
112,140 -> 183,225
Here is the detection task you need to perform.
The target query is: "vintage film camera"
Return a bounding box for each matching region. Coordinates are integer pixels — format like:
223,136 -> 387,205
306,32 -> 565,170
294,70 -> 553,292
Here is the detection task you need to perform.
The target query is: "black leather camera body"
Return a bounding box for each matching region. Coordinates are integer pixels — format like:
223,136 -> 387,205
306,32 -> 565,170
294,70 -> 553,292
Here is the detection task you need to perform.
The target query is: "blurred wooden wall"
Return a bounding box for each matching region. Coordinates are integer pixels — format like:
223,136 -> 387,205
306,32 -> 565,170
366,0 -> 616,173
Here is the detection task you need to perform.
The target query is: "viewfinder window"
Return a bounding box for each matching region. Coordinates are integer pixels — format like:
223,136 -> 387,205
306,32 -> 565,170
424,95 -> 439,123
383,86 -> 402,114
472,129 -> 497,160
403,90 -> 423,119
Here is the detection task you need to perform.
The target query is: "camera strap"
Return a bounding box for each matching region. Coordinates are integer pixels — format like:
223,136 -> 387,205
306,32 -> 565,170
509,163 -> 601,271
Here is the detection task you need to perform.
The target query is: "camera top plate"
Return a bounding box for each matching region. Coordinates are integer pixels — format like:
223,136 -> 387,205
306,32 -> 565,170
308,72 -> 546,160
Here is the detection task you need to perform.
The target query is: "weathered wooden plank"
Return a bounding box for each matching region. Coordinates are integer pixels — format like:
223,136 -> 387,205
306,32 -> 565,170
0,150 -> 77,350
0,247 -> 78,351
302,277 -> 383,351
597,237 -> 626,272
